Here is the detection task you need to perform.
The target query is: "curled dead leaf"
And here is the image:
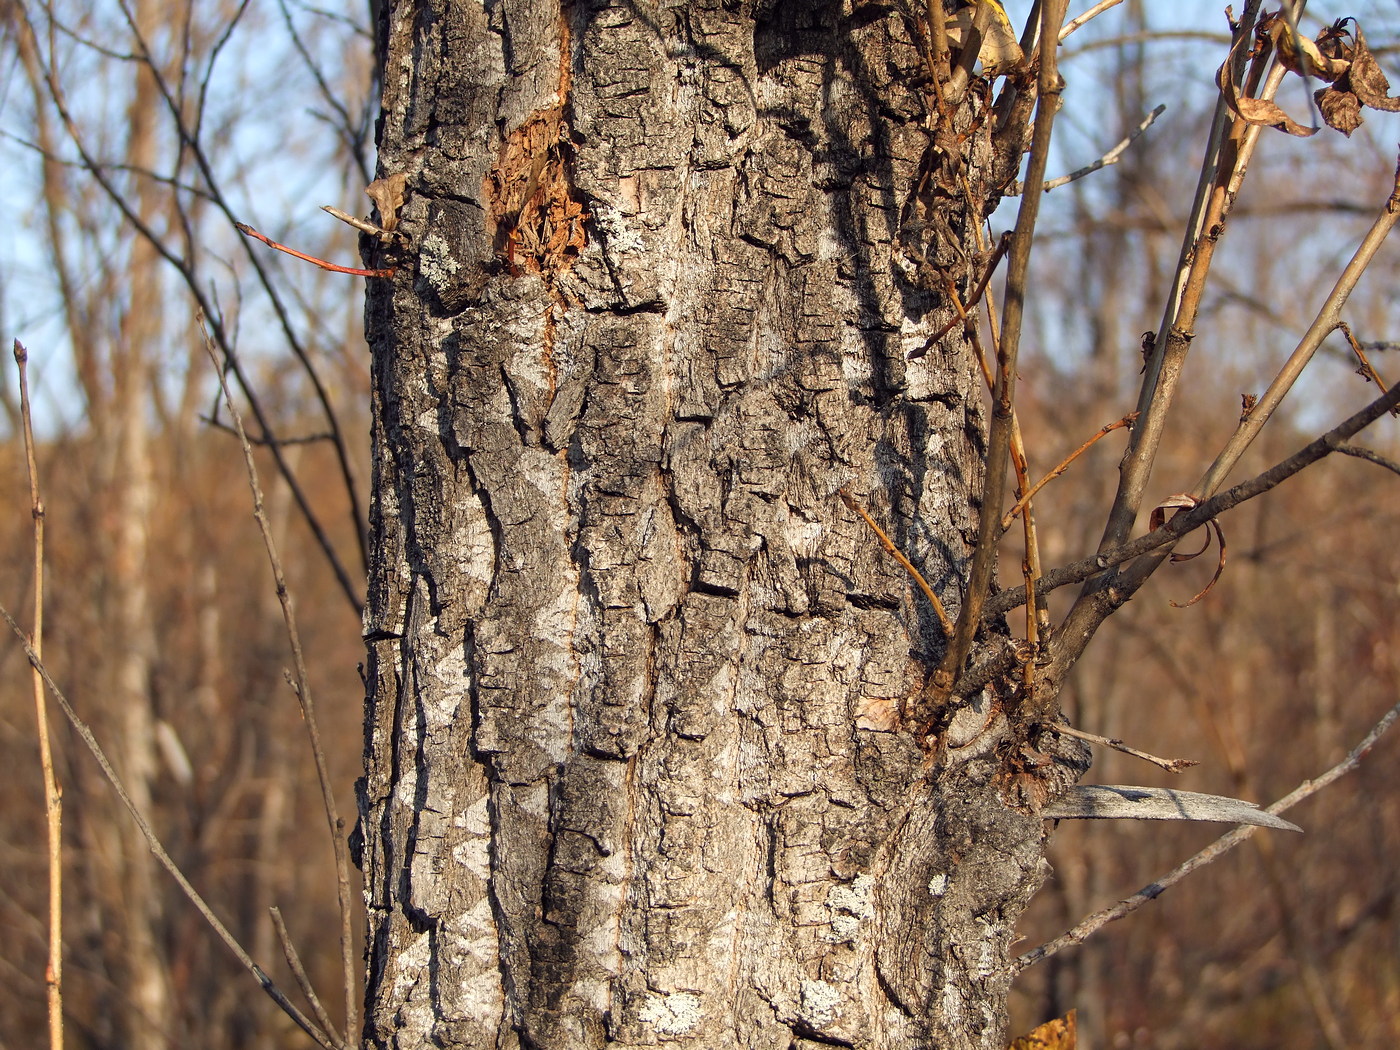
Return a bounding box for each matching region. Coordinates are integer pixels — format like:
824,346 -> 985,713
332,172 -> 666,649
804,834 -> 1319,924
1217,26 -> 1317,137
1261,12 -> 1349,81
365,173 -> 409,235
1316,86 -> 1364,136
1345,26 -> 1400,113
1147,493 -> 1198,532
1231,17 -> 1400,137
1147,494 -> 1227,607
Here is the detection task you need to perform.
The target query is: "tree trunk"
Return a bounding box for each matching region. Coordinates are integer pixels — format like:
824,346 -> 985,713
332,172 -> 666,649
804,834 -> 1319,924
361,1 -> 1082,1046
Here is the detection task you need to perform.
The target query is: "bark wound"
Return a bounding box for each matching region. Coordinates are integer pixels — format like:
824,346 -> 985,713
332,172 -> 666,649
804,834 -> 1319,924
484,106 -> 588,276
484,3 -> 587,278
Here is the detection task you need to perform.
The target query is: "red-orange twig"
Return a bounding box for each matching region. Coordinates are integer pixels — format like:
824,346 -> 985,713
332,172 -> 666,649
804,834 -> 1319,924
839,488 -> 953,636
1000,413 -> 1138,530
235,222 -> 393,278
1338,321 -> 1397,415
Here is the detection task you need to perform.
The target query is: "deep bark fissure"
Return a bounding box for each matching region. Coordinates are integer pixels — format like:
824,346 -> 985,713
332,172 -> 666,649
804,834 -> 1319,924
363,1 -> 1082,1047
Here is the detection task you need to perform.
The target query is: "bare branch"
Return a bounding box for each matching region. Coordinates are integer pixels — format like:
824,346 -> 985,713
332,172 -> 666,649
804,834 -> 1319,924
271,907 -> 341,1045
933,0 -> 1071,704
1196,157 -> 1400,497
1008,104 -> 1165,194
1048,723 -> 1197,773
0,604 -> 339,1050
980,378 -> 1400,625
199,314 -> 359,1046
1089,2 -> 1265,556
1017,692 -> 1400,972
1334,443 -> 1400,477
1059,0 -> 1124,42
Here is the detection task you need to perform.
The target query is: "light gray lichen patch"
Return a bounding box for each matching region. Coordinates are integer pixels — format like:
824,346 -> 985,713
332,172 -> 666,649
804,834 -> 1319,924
419,230 -> 462,299
799,979 -> 842,1027
639,991 -> 702,1035
825,873 -> 874,942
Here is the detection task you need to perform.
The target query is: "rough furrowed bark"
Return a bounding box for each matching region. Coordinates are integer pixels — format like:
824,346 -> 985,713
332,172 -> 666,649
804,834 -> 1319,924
361,1 -> 1080,1047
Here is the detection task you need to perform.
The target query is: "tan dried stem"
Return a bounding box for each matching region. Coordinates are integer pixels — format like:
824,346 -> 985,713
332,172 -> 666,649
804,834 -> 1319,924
1000,413 -> 1138,531
839,488 -> 953,636
1337,321 -> 1394,411
14,340 -> 62,1050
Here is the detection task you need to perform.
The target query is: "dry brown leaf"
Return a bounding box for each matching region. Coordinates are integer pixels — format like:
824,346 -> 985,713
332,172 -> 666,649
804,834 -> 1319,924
1262,13 -> 1348,81
1234,93 -> 1317,136
365,173 -> 408,234
1316,85 -> 1363,136
1217,30 -> 1318,137
1346,26 -> 1400,112
1008,1009 -> 1076,1050
1169,518 -> 1227,608
945,2 -> 1022,75
1148,493 -> 1198,532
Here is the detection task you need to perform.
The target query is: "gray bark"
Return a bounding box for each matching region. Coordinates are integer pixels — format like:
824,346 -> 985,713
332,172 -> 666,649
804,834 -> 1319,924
360,1 -> 1084,1047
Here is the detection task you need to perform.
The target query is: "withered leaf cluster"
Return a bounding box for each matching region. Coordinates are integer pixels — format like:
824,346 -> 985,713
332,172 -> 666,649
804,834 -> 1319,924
1222,13 -> 1400,138
1309,20 -> 1400,136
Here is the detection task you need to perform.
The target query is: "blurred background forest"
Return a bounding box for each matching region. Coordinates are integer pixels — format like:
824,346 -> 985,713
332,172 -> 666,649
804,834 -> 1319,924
1,1 -> 1399,1048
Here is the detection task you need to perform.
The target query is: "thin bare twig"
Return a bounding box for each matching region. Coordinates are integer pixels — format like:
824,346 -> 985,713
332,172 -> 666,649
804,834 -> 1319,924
1048,722 -> 1198,773
271,907 -> 338,1041
839,488 -> 953,636
1009,104 -> 1165,194
0,606 -> 337,1050
1059,0 -> 1125,41
1017,691 -> 1400,972
1000,413 -> 1138,531
909,232 -> 1010,360
322,204 -> 389,240
1337,320 -> 1396,415
199,313 -> 357,1045
199,416 -> 336,446
235,221 -> 393,278
14,340 -> 62,1050
1333,443 -> 1400,477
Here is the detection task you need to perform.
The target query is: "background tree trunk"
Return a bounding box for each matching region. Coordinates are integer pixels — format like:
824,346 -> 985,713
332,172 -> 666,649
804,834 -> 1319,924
361,1 -> 1082,1046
